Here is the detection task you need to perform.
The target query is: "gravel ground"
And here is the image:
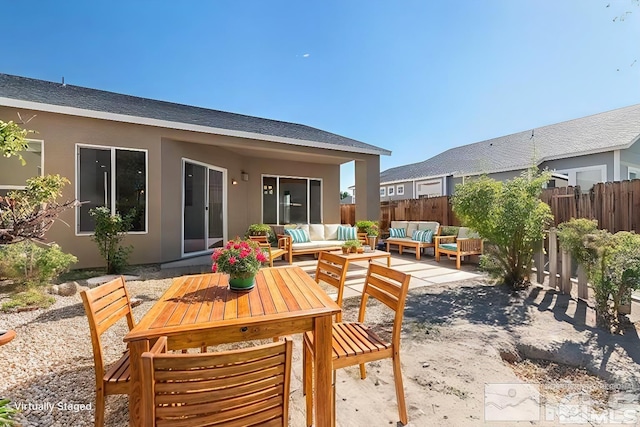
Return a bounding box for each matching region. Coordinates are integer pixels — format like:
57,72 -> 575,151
2,264 -> 640,426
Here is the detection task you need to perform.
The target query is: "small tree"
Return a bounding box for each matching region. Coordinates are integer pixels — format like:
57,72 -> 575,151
0,119 -> 31,161
452,169 -> 553,289
90,207 -> 135,274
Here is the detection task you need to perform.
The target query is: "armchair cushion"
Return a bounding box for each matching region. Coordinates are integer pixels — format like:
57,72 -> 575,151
439,243 -> 458,251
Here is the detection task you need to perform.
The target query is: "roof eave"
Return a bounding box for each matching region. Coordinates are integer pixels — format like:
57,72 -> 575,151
0,97 -> 391,157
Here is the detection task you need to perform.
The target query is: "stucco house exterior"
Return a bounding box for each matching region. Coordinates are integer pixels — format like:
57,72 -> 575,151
0,73 -> 389,268
375,104 -> 640,201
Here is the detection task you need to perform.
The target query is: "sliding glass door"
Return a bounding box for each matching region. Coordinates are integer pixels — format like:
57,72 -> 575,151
182,160 -> 226,256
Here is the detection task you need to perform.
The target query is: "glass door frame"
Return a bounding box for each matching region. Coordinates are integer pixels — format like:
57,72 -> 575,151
181,158 -> 228,258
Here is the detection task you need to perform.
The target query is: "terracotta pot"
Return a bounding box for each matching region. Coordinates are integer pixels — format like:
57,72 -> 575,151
356,247 -> 364,254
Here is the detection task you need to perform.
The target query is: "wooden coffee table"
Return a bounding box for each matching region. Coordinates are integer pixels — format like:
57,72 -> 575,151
328,249 -> 391,269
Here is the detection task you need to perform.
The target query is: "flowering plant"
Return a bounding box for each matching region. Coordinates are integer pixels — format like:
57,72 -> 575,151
211,238 -> 268,278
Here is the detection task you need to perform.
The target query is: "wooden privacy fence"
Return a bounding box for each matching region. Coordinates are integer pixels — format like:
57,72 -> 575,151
343,180 -> 640,233
540,180 -> 640,233
340,196 -> 460,229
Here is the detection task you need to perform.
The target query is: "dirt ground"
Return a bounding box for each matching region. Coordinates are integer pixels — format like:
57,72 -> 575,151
3,265 -> 640,427
295,277 -> 640,427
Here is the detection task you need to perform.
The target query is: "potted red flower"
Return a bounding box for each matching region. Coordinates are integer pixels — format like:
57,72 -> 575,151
211,238 -> 268,291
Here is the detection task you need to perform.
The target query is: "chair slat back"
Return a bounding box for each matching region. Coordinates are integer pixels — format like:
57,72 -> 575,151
359,264 -> 411,345
81,276 -> 135,380
315,252 -> 349,318
249,235 -> 270,244
142,337 -> 293,427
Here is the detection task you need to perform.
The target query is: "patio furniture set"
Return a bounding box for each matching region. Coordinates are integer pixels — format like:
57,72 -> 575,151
77,221 -> 479,426
79,246 -> 412,426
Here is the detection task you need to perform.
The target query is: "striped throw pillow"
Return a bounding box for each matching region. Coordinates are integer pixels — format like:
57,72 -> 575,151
337,226 -> 357,241
422,229 -> 434,243
285,228 -> 310,243
411,230 -> 425,242
389,227 -> 406,238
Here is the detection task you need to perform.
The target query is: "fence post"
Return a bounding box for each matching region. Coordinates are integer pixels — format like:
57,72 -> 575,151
561,250 -> 572,295
534,239 -> 545,285
577,265 -> 588,300
548,228 -> 558,289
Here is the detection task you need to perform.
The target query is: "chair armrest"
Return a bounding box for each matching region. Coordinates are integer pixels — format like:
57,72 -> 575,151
434,235 -> 456,244
149,336 -> 168,354
278,234 -> 291,249
457,238 -> 483,253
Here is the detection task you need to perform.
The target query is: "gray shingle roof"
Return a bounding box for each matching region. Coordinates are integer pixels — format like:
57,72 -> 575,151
380,103 -> 640,183
0,73 -> 390,156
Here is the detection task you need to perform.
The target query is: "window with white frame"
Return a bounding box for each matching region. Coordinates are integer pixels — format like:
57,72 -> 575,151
556,165 -> 606,193
380,187 -> 386,197
77,145 -> 147,233
0,140 -> 43,196
262,175 -> 321,224
396,185 -> 404,196
387,186 -> 395,196
629,167 -> 640,180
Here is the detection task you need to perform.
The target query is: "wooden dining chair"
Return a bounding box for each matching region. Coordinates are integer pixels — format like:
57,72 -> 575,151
141,336 -> 293,427
303,263 -> 412,426
314,251 -> 349,322
80,276 -> 135,427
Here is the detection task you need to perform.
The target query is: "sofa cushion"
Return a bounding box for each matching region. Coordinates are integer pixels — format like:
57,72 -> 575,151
308,224 -> 325,241
417,221 -> 440,234
406,222 -> 419,237
314,240 -> 343,248
389,227 -> 406,238
390,221 -> 408,230
291,241 -> 322,250
324,224 -> 341,240
386,237 -> 413,243
337,225 -> 357,241
285,228 -> 310,243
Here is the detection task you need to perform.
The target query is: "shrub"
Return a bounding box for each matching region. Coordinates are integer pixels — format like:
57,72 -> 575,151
90,207 -> 134,274
559,218 -> 640,330
0,241 -> 77,287
356,220 -> 379,236
440,226 -> 460,237
245,223 -> 275,244
0,397 -> 19,426
452,169 -> 553,289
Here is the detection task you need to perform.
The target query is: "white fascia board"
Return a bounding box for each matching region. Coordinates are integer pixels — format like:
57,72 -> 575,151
0,97 -> 391,156
380,174 -> 450,186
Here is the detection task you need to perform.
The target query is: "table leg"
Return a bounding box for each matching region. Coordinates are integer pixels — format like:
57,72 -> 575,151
387,255 -> 391,267
128,340 -> 149,427
314,314 -> 334,427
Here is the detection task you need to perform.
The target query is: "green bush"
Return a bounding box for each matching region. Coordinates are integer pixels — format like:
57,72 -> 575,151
451,168 -> 553,289
440,226 -> 460,237
559,219 -> 640,330
90,206 -> 134,274
245,223 -> 275,244
0,397 -> 19,426
355,220 -> 379,236
0,241 -> 77,287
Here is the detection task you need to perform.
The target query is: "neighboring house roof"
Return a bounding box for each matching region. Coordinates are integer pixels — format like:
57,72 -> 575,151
380,103 -> 640,183
0,73 -> 390,156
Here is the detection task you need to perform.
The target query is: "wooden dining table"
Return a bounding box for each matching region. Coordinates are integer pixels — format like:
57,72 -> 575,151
124,266 -> 341,427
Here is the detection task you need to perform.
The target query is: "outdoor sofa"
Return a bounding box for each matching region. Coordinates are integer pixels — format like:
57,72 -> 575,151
385,221 -> 441,260
278,224 -> 358,263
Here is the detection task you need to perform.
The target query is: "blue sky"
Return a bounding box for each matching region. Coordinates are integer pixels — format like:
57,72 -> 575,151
2,0 -> 639,192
